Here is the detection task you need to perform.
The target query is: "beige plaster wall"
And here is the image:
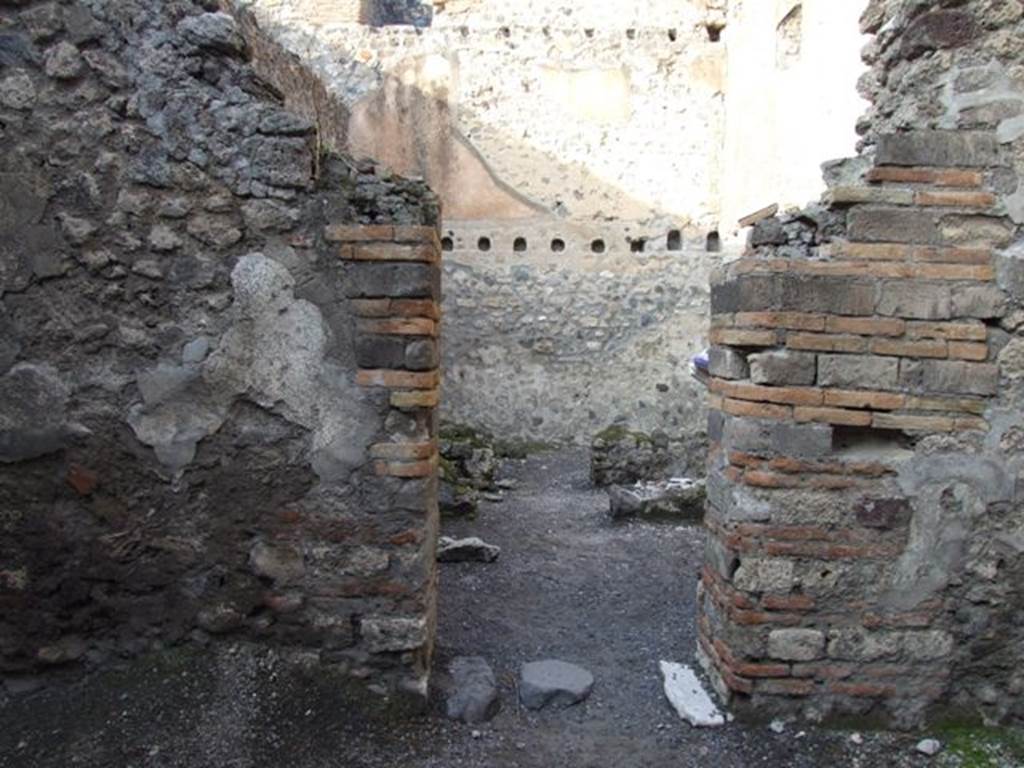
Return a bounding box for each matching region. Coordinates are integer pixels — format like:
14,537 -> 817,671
718,0 -> 869,240
238,0 -> 728,235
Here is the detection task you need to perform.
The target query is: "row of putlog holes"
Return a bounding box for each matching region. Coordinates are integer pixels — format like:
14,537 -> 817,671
442,230 -> 722,254
408,26 -> 725,43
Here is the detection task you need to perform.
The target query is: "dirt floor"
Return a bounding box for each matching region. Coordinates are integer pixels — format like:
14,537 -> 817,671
1,449 -> 1020,768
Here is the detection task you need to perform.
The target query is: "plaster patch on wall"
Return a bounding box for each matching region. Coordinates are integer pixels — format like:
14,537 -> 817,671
130,254 -> 377,480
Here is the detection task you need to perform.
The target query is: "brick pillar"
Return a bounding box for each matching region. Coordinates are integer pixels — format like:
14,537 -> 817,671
699,130 -> 1006,724
326,223 -> 442,704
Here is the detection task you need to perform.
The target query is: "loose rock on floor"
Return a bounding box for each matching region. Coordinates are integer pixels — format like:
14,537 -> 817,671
519,660 -> 595,710
445,657 -> 500,724
437,536 -> 501,563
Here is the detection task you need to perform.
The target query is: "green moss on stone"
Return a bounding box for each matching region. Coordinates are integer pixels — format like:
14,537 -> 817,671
439,423 -> 494,449
594,424 -> 652,446
931,724 -> 1024,768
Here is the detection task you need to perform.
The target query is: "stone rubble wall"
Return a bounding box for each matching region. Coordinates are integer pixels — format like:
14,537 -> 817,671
699,0 -> 1024,727
0,0 -> 441,711
442,229 -> 718,444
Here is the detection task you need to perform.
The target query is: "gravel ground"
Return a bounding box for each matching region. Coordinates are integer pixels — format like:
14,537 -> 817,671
0,449 -> 1007,768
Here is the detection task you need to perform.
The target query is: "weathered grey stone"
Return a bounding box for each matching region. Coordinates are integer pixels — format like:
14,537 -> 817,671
0,70 -> 36,110
901,10 -> 978,58
249,541 -> 305,584
361,616 -> 428,653
0,174 -> 49,236
901,630 -> 954,661
62,5 -> 102,45
22,5 -> 64,43
56,213 -> 97,246
768,629 -> 825,661
951,284 -> 1008,319
439,481 -> 479,519
446,657 -> 500,724
0,364 -> 70,463
241,136 -> 313,189
149,225 -> 182,252
942,215 -> 1014,249
827,629 -> 900,661
733,558 -> 795,593
196,605 -> 244,635
43,41 -> 82,80
876,131 -> 999,168
0,32 -> 39,68
405,338 -> 439,371
877,281 -> 952,320
182,337 -> 211,364
187,214 -> 243,248
721,416 -> 833,459
750,217 -> 787,246
241,199 -> 300,232
258,112 -> 314,137
338,546 -> 390,578
848,208 -> 940,244
36,636 -> 86,665
132,260 -> 164,279
437,536 -> 500,563
346,262 -> 439,299
356,335 -> 406,369
915,739 -> 943,757
0,319 -> 19,375
749,349 -> 816,386
818,354 -> 899,390
519,660 -> 594,710
899,359 -> 999,396
778,276 -> 876,316
178,12 -> 247,58
708,346 -> 749,380
704,535 -> 738,580
607,479 -> 706,521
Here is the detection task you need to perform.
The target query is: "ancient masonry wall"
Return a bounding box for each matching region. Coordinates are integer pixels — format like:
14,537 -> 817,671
442,226 -> 716,443
699,0 -> 1024,726
213,0 -> 872,444
0,0 -> 442,710
239,5 -> 726,443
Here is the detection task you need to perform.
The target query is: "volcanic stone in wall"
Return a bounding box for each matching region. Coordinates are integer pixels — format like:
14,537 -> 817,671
590,425 -> 708,487
0,0 -> 438,695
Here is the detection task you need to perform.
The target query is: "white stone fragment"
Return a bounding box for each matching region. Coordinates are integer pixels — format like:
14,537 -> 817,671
659,661 -> 725,728
916,739 -> 942,757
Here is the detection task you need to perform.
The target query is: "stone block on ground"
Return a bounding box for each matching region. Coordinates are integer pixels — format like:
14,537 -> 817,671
659,661 -> 725,728
607,479 -> 707,522
445,656 -> 500,724
519,660 -> 594,710
437,536 -> 501,563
